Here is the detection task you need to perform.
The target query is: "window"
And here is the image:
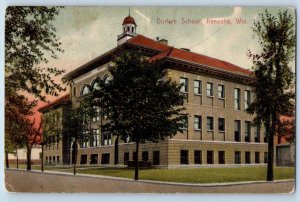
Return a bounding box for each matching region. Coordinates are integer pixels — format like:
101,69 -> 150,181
103,131 -> 112,145
93,106 -> 100,122
245,121 -> 251,142
218,151 -> 225,164
207,82 -> 213,96
235,151 -> 241,164
92,80 -> 101,90
80,155 -> 87,164
142,151 -> 149,161
96,107 -> 100,121
245,90 -> 251,109
90,154 -> 98,164
234,88 -> 241,110
103,75 -> 110,84
181,115 -> 188,130
80,138 -> 89,148
101,153 -> 110,164
218,118 -> 225,132
234,120 -> 241,142
218,85 -> 225,99
153,151 -> 160,165
194,116 -> 202,130
91,129 -> 99,147
57,156 -> 60,164
264,152 -> 268,163
180,150 -> 189,164
194,150 -> 202,164
207,117 -> 214,131
81,85 -> 90,96
194,80 -> 202,95
207,151 -> 214,164
45,156 -> 48,164
254,126 -> 260,143
180,77 -> 188,93
255,152 -> 260,163
124,152 -> 129,165
245,152 -> 251,164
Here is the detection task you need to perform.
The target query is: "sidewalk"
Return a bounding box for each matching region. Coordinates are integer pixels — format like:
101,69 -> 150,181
5,169 -> 295,193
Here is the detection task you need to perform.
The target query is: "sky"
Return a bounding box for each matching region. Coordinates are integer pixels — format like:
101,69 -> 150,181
49,7 -> 295,76
31,6 -> 296,108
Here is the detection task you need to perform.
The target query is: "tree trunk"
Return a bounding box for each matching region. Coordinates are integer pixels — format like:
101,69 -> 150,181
41,144 -> 44,172
277,135 -> 282,144
134,141 -> 139,180
114,136 -> 119,165
73,140 -> 77,175
267,116 -> 275,181
16,148 -> 19,169
26,143 -> 32,170
5,149 -> 9,169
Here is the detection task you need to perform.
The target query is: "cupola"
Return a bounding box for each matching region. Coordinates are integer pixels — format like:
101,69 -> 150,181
117,14 -> 137,46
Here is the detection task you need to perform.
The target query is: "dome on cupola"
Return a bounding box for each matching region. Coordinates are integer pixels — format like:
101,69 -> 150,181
122,15 -> 136,25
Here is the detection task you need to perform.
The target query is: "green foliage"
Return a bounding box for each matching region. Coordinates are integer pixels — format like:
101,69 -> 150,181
247,9 -> 295,126
42,110 -> 63,146
69,93 -> 96,145
247,9 -> 295,181
93,50 -> 185,143
5,6 -> 65,100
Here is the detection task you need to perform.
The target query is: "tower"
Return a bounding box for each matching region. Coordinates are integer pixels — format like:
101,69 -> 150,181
117,14 -> 137,46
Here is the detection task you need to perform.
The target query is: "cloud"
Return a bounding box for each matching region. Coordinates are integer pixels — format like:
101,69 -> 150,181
134,9 -> 151,23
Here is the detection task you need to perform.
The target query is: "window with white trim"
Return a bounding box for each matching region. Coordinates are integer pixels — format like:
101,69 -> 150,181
207,82 -> 213,97
194,80 -> 202,95
194,115 -> 202,130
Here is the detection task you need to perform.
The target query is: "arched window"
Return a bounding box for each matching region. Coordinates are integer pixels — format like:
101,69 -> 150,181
81,85 -> 90,96
127,26 -> 130,32
73,87 -> 76,96
132,27 -> 134,32
103,75 -> 110,84
91,80 -> 101,90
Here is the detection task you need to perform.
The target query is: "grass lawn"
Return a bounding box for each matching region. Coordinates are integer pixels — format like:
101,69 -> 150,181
77,166 -> 295,183
7,164 -> 295,183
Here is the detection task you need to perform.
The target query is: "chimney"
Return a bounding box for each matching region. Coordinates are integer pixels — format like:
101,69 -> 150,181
158,39 -> 168,45
180,48 -> 190,52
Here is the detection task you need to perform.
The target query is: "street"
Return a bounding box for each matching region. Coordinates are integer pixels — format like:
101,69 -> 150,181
4,169 -> 295,193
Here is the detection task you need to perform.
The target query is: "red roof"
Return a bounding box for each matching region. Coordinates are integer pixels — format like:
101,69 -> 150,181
127,34 -> 169,52
123,15 -> 136,25
38,94 -> 71,112
128,35 -> 252,76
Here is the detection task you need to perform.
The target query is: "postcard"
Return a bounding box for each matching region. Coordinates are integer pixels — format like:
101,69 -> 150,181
4,6 -> 296,193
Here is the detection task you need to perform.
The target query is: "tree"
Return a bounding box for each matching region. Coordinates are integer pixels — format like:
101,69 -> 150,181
5,93 -> 36,169
247,10 -> 295,181
68,92 -> 95,175
26,119 -> 43,171
5,7 -> 66,169
277,116 -> 295,144
5,6 -> 65,100
94,50 -> 185,180
40,110 -> 62,171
